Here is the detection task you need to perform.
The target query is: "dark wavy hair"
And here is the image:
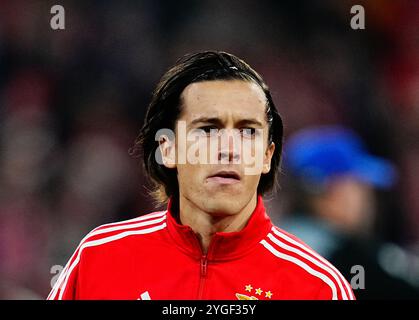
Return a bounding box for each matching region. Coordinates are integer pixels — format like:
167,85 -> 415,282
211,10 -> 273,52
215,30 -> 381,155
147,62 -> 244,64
131,51 -> 284,206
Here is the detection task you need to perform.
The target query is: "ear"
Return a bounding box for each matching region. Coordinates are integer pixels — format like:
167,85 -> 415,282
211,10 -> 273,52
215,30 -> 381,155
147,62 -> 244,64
262,142 -> 275,174
158,135 -> 177,169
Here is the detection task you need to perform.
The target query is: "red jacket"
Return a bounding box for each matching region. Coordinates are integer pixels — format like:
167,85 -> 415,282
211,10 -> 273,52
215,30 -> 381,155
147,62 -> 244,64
48,195 -> 355,300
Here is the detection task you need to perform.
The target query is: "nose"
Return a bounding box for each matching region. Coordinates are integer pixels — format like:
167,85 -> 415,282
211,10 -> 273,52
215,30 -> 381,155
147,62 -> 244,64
218,129 -> 241,163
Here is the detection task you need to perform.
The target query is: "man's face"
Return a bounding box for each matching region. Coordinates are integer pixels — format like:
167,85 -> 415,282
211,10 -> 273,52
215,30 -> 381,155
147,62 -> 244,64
161,80 -> 275,216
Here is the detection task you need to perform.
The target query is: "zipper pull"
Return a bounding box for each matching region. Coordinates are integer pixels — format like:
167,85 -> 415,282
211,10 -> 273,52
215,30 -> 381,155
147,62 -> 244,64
200,256 -> 208,277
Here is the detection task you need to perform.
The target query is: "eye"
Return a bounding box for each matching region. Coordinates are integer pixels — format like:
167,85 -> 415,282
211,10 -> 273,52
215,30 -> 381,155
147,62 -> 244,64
199,126 -> 218,133
199,125 -> 218,134
240,128 -> 256,137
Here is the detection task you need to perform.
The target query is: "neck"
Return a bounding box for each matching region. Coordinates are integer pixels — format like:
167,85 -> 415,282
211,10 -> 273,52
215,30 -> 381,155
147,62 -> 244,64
178,193 -> 258,254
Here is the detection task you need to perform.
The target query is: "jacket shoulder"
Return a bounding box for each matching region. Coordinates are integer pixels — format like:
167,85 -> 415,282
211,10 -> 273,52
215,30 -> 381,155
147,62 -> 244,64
259,225 -> 355,300
47,210 -> 168,300
79,210 -> 168,251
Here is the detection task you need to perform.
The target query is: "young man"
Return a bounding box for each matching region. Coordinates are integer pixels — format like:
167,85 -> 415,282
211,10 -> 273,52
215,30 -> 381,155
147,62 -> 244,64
48,51 -> 355,300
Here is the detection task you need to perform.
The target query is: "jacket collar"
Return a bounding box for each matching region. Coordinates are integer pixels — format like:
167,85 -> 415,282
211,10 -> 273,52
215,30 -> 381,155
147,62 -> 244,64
166,195 -> 273,261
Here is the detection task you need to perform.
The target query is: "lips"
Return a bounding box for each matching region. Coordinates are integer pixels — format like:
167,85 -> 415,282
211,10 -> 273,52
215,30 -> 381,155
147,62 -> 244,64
207,170 -> 241,185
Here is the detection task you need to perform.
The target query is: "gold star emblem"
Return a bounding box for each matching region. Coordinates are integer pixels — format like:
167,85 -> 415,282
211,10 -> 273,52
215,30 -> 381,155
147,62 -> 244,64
236,293 -> 258,300
265,291 -> 272,299
255,288 -> 263,295
245,284 -> 253,292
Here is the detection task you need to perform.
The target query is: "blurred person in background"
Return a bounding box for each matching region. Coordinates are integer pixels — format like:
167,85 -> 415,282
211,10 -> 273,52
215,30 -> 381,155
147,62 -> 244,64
278,125 -> 419,299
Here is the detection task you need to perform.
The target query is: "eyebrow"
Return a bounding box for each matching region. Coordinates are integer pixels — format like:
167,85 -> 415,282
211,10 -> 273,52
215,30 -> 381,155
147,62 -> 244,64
190,117 -> 222,126
189,117 -> 264,127
236,119 -> 264,127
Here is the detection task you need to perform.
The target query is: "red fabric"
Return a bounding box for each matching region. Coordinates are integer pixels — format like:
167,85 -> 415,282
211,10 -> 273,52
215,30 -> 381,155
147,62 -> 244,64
47,196 -> 354,300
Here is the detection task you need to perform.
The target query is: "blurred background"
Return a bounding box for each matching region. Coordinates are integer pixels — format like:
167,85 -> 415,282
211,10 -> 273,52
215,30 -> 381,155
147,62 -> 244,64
0,0 -> 418,299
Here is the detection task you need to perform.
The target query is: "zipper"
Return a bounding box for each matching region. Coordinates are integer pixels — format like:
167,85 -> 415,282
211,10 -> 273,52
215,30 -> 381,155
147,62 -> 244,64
198,255 -> 208,299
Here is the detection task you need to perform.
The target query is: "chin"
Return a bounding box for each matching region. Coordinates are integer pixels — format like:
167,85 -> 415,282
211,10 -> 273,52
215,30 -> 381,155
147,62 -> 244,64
203,196 -> 243,216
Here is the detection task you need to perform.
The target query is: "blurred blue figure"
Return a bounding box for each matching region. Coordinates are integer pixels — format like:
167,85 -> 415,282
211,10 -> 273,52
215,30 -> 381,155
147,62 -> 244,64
284,126 -> 396,189
280,125 -> 419,299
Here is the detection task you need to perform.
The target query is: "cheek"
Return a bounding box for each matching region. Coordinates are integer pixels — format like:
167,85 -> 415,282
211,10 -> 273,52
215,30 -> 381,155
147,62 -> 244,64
242,173 -> 261,189
177,163 -> 194,182
241,137 -> 267,175
176,163 -> 205,191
